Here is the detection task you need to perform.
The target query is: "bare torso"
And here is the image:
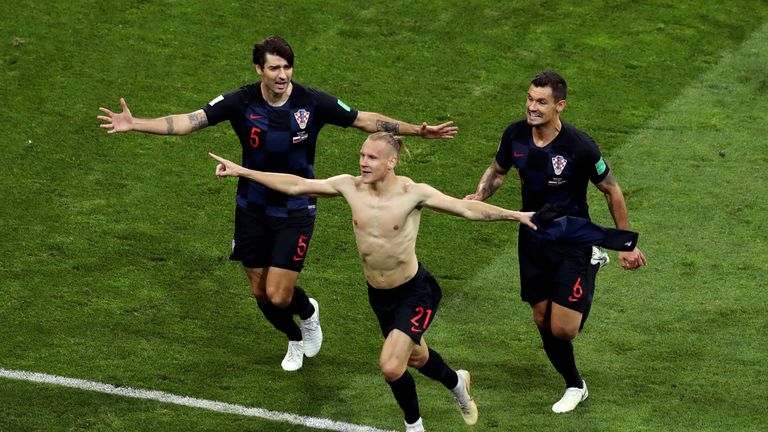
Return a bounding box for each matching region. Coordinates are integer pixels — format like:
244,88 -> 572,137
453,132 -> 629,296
338,175 -> 423,288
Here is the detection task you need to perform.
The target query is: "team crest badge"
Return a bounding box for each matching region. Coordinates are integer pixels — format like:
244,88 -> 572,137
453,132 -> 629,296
294,109 -> 310,129
552,155 -> 568,175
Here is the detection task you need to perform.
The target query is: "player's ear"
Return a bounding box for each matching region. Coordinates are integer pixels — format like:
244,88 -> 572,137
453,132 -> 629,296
556,99 -> 567,113
255,64 -> 263,76
388,155 -> 398,170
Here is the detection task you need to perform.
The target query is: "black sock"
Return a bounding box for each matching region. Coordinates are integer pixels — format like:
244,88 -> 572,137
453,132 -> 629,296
416,348 -> 459,389
386,371 -> 420,424
290,286 -> 315,320
257,301 -> 302,341
538,326 -> 583,388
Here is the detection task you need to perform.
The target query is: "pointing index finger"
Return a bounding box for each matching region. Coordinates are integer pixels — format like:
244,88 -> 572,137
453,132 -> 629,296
208,152 -> 225,163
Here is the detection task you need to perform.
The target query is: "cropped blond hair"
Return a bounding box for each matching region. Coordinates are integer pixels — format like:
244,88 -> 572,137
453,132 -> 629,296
368,132 -> 409,157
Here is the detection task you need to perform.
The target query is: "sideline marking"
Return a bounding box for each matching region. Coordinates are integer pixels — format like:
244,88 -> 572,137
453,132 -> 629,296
0,368 -> 396,432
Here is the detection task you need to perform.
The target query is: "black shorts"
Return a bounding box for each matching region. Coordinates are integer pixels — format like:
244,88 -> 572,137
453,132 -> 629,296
367,264 -> 442,345
518,226 -> 599,317
230,205 -> 315,272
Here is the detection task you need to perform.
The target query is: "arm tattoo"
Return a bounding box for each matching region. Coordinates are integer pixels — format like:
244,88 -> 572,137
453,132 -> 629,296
188,112 -> 209,131
376,120 -> 400,134
165,117 -> 174,135
480,210 -> 495,221
479,181 -> 500,199
478,171 -> 504,199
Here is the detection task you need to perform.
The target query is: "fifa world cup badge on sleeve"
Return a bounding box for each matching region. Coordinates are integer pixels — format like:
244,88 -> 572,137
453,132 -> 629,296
208,94 -> 224,107
337,99 -> 351,111
595,158 -> 607,175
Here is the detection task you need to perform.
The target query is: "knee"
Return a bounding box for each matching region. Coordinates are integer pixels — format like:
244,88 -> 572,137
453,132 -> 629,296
531,301 -> 549,328
246,270 -> 267,301
408,351 -> 428,369
268,287 -> 293,308
251,286 -> 270,303
551,324 -> 578,341
380,359 -> 407,382
252,291 -> 269,303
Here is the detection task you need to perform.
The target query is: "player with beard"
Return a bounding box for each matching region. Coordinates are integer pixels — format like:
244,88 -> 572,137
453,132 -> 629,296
466,70 -> 646,413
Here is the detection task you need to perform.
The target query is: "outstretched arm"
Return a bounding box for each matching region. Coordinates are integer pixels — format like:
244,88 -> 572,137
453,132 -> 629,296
465,160 -> 509,201
595,173 -> 647,270
416,183 -> 536,229
209,153 -> 345,197
351,111 -> 457,139
98,98 -> 209,135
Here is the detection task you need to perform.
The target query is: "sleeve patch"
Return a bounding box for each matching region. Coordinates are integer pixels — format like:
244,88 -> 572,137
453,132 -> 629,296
337,99 -> 351,111
595,157 -> 607,175
208,95 -> 224,106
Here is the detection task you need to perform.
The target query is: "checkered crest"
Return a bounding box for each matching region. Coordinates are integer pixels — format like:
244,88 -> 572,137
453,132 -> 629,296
294,109 -> 310,129
552,155 -> 568,175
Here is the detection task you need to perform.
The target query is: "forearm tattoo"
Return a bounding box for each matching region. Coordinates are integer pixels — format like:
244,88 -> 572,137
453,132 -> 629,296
479,183 -> 497,199
479,210 -> 496,221
188,112 -> 209,131
478,175 -> 503,199
165,117 -> 174,135
376,120 -> 400,134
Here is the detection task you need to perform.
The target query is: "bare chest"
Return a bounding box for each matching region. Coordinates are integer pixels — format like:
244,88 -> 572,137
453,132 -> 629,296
348,194 -> 419,237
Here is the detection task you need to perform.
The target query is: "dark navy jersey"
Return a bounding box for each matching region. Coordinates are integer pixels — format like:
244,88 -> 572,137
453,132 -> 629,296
495,120 -> 609,219
203,81 -> 358,217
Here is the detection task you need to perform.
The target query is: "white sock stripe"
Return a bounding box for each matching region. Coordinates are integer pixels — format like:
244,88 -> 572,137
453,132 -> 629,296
0,368 -> 396,432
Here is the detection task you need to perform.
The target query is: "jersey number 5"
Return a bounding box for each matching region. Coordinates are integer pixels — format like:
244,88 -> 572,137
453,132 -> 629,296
250,127 -> 262,148
292,234 -> 309,261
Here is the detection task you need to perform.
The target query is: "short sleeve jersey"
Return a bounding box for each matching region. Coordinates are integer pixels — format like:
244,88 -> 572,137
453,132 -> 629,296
203,81 -> 358,217
495,120 -> 609,219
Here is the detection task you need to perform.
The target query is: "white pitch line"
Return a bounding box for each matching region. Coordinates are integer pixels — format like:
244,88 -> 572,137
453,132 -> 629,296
0,368 -> 396,432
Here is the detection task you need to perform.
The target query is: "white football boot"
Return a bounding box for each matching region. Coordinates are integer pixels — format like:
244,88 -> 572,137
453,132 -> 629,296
453,370 -> 478,425
552,380 -> 588,413
300,298 -> 323,357
404,417 -> 425,432
591,246 -> 610,268
281,340 -> 304,371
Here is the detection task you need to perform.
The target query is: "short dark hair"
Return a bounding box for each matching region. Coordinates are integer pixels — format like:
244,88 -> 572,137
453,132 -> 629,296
531,70 -> 567,101
252,36 -> 294,67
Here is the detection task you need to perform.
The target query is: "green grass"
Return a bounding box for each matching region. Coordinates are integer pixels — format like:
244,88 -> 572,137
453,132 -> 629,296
2,1 -> 767,431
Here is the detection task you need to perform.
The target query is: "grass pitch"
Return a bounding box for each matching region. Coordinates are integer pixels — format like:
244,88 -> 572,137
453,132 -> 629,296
1,1 -> 767,431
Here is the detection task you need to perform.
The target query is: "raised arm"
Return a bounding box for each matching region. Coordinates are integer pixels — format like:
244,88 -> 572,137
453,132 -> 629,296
415,183 -> 536,229
209,153 -> 345,197
351,111 -> 457,139
98,98 -> 209,136
595,172 -> 647,270
465,159 -> 509,201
